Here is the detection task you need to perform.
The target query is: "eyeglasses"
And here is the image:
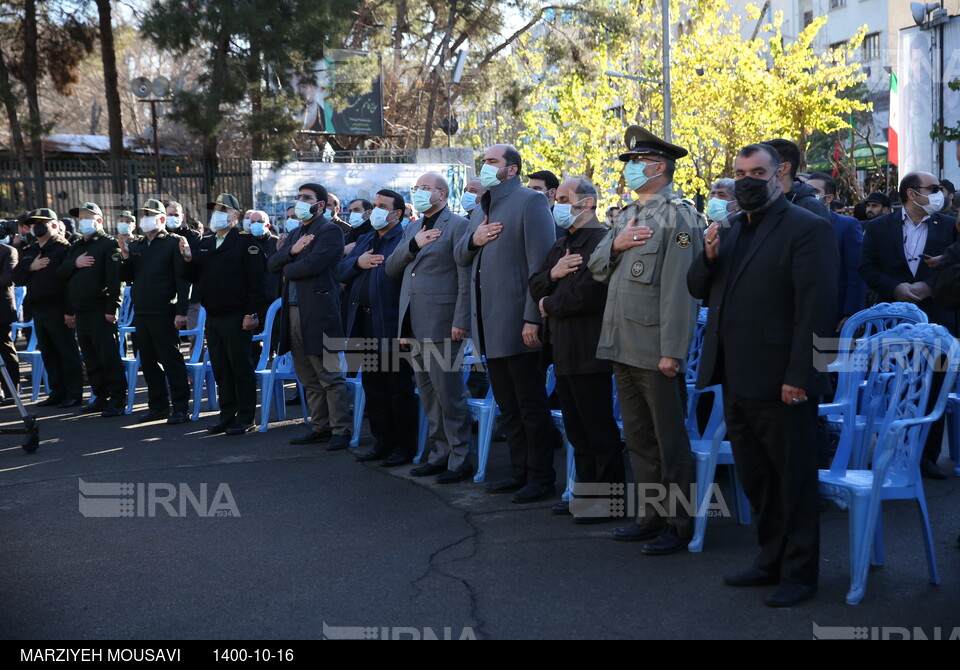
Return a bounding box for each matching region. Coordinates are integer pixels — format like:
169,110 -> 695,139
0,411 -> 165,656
916,184 -> 942,194
294,194 -> 317,202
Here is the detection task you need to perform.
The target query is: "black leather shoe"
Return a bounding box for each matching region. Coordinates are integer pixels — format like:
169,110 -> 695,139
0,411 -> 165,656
436,465 -> 473,484
225,423 -> 256,435
81,401 -> 109,414
289,429 -> 332,445
207,421 -> 232,434
611,524 -> 662,542
100,407 -> 125,418
723,567 -> 780,587
166,412 -> 188,425
36,396 -> 64,407
552,501 -> 571,515
355,449 -> 390,462
57,398 -> 82,409
411,462 -> 447,477
381,454 -> 413,467
485,478 -> 525,493
138,409 -> 170,423
920,458 -> 948,480
326,434 -> 351,451
764,581 -> 817,608
641,526 -> 689,556
511,482 -> 555,504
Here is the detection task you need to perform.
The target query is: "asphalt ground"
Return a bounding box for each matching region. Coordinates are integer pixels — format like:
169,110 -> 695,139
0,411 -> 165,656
1,380 -> 959,641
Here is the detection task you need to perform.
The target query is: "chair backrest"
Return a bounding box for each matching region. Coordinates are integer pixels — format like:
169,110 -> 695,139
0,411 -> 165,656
24,319 -> 37,350
118,286 -> 134,327
834,302 -> 927,368
14,286 -> 25,319
545,364 -> 556,397
180,307 -> 207,365
831,323 -> 960,486
685,307 -> 709,385
253,298 -> 283,359
272,351 -> 295,374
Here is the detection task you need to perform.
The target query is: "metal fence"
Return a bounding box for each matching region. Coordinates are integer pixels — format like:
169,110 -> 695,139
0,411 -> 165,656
0,157 -> 252,222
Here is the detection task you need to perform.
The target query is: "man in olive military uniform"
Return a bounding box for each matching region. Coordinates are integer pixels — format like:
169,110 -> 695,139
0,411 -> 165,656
181,193 -> 266,435
13,209 -> 83,407
118,199 -> 191,424
588,126 -> 703,555
57,201 -> 127,416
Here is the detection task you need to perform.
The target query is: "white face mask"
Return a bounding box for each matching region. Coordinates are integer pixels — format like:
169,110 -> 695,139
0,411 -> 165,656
140,216 -> 159,233
210,211 -> 230,231
348,211 -> 365,228
165,216 -> 181,229
919,190 -> 945,215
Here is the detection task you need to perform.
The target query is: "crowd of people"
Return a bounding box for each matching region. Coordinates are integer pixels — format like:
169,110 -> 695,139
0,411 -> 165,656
3,125 -> 960,609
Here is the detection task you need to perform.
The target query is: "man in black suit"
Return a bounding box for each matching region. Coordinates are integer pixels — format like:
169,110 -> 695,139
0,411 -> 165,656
859,171 -> 958,479
0,227 -> 18,401
687,143 -> 837,607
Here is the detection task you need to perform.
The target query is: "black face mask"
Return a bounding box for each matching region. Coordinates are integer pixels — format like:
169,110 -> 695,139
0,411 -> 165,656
32,223 -> 49,239
734,175 -> 774,213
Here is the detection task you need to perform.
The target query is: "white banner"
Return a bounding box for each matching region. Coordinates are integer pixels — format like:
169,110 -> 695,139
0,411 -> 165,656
898,26 -> 935,177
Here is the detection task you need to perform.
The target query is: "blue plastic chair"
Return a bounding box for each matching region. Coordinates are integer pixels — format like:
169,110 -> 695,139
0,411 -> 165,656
253,298 -> 282,373
470,356 -> 501,484
257,351 -> 308,432
118,286 -> 135,356
338,352 -> 365,448
18,322 -> 48,402
818,323 -> 960,605
185,309 -> 219,421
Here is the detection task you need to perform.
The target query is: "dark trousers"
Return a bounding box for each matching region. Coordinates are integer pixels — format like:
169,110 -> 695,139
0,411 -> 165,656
206,313 -> 256,425
75,311 -> 126,408
33,307 -> 82,401
354,308 -> 418,457
555,373 -> 625,486
0,320 -> 17,397
486,353 -> 558,487
134,313 -> 190,413
724,393 -> 820,586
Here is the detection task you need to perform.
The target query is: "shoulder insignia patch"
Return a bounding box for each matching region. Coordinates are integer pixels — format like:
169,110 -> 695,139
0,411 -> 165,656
631,260 -> 644,277
675,231 -> 691,249
111,252 -> 120,262
248,245 -> 260,255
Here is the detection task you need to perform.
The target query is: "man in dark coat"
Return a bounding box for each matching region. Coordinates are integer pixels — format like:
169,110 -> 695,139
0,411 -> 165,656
0,217 -> 18,401
687,143 -> 837,608
529,177 -> 624,521
267,183 -> 351,449
14,209 -> 82,407
761,139 -> 830,222
860,171 -> 958,479
339,189 -> 418,466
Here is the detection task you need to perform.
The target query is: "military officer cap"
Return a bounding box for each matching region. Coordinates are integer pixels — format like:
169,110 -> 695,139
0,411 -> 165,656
26,207 -> 58,222
138,199 -> 164,216
68,202 -> 103,218
118,210 -> 137,221
618,125 -> 688,162
207,193 -> 241,212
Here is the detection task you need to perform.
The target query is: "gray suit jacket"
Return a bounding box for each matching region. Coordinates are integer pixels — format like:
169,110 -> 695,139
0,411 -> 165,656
384,206 -> 472,341
454,176 -> 556,358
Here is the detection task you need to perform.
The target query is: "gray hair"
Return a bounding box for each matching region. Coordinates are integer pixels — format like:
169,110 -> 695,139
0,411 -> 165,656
573,177 -> 598,210
711,178 -> 735,195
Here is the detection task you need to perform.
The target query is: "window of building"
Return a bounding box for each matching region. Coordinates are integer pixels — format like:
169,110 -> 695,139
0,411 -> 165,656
862,32 -> 880,61
803,11 -> 813,28
829,0 -> 846,8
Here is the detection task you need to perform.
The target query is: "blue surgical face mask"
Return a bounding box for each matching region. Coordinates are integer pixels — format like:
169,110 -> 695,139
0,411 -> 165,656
165,216 -> 181,229
285,218 -> 300,233
294,201 -> 315,221
552,199 -> 585,230
460,192 -> 478,212
370,207 -> 391,230
479,163 -> 502,190
706,197 -> 731,222
210,211 -> 230,231
242,218 -> 252,232
624,160 -> 657,191
412,189 -> 434,214
348,211 -> 365,228
117,221 -> 132,236
251,221 -> 266,237
79,218 -> 98,236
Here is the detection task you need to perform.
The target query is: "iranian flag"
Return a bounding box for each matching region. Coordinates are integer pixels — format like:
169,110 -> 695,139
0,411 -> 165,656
889,71 -> 899,166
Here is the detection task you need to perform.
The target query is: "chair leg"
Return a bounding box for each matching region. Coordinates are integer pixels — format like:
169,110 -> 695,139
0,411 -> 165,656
916,490 -> 941,585
871,513 -> 884,567
274,380 -> 287,422
190,371 -> 203,422
258,373 -> 273,433
688,456 -> 711,553
125,364 -> 137,414
473,409 -> 494,483
845,497 -> 881,606
415,404 -> 428,464
562,439 -> 576,502
350,384 -> 365,448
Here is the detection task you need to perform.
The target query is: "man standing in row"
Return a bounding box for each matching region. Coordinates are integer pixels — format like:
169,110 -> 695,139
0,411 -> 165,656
386,172 -> 474,483
58,202 -> 126,416
118,199 -> 191,424
268,183 -> 352,449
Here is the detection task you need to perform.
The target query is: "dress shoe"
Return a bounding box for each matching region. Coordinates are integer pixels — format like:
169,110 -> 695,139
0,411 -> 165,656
380,454 -> 413,467
436,465 -> 473,484
764,581 -> 817,608
166,412 -> 188,425
552,501 -> 571,515
920,458 -> 948,480
723,567 -> 780,587
641,525 -> 689,556
326,433 -> 351,451
410,462 -> 447,477
207,421 -> 232,434
138,409 -> 170,423
355,449 -> 390,462
100,406 -> 125,418
485,478 -> 525,493
611,524 -> 662,542
289,429 -> 332,445
57,398 -> 82,409
36,396 -> 64,407
511,482 -> 555,504
225,423 -> 256,435
81,401 -> 109,414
